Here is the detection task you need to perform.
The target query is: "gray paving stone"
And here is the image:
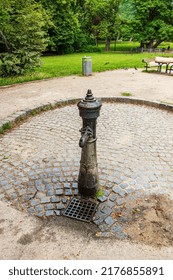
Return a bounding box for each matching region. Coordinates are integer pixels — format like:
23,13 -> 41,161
2,184 -> 12,190
116,198 -> 124,206
45,210 -> 54,216
55,210 -> 61,216
98,223 -> 108,231
62,198 -> 67,203
47,190 -> 54,196
51,178 -> 58,183
56,203 -> 65,210
28,207 -> 35,214
74,189 -> 78,195
101,206 -> 112,215
56,189 -> 64,195
65,189 -> 72,196
93,218 -> 103,225
113,186 -> 126,197
41,197 -> 51,203
109,194 -> 117,202
35,205 -> 43,212
55,184 -> 61,189
64,183 -> 70,189
72,182 -> 78,189
111,224 -> 123,233
104,200 -> 115,208
43,178 -> 51,184
100,232 -> 112,237
35,180 -> 42,187
31,199 -> 40,206
126,187 -> 135,194
51,196 -> 60,203
53,168 -> 60,172
46,184 -> 53,191
105,216 -> 115,226
97,195 -> 107,202
9,193 -> 18,199
45,204 -> 54,210
114,179 -> 121,185
104,190 -> 110,197
24,195 -> 34,201
36,212 -> 44,217
120,183 -> 128,189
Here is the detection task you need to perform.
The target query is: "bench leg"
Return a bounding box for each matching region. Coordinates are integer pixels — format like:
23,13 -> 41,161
157,63 -> 162,72
166,64 -> 169,73
169,66 -> 173,74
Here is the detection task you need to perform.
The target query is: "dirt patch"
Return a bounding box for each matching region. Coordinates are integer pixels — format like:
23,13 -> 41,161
124,194 -> 173,247
17,233 -> 33,245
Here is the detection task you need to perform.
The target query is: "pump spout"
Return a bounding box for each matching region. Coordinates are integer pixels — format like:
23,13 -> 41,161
79,126 -> 93,148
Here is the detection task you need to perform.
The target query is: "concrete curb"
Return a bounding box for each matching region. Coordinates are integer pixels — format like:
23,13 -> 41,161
0,97 -> 173,135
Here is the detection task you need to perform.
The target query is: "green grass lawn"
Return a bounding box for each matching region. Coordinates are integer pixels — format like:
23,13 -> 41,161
0,46 -> 173,87
98,40 -> 139,51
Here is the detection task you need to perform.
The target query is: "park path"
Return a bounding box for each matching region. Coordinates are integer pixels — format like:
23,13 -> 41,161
0,69 -> 173,122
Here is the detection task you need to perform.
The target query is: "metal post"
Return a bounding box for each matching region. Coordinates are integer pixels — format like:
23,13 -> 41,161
77,89 -> 102,196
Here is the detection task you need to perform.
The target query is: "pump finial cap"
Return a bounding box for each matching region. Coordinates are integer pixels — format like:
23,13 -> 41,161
85,89 -> 94,101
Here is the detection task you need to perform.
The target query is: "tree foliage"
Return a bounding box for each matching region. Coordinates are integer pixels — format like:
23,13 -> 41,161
0,0 -> 173,77
120,0 -> 173,48
0,0 -> 48,76
82,0 -> 121,50
37,0 -> 84,54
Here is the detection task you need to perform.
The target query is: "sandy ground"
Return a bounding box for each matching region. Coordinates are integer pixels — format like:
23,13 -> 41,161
0,69 -> 173,260
0,69 -> 173,122
1,200 -> 173,260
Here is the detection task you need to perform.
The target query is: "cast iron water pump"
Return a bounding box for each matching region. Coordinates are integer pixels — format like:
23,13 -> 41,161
77,89 -> 102,196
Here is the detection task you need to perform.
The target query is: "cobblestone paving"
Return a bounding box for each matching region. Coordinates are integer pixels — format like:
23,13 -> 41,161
0,102 -> 173,238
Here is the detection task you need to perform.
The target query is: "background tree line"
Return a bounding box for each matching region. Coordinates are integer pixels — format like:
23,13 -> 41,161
0,0 -> 173,76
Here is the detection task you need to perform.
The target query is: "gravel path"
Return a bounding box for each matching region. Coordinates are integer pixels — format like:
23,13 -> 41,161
0,69 -> 173,122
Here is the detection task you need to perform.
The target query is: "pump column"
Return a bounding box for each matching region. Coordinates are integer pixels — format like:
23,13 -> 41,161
77,89 -> 102,196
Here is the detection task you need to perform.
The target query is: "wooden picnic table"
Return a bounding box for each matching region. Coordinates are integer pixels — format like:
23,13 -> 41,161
155,57 -> 173,73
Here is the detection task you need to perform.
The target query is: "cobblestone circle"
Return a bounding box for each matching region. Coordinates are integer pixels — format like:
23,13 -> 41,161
0,102 -> 173,238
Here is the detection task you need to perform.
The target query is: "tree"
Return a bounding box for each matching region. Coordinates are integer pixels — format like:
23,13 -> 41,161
37,0 -> 82,53
100,0 -> 121,51
0,0 -> 48,76
83,0 -> 121,51
119,0 -> 136,40
129,0 -> 173,48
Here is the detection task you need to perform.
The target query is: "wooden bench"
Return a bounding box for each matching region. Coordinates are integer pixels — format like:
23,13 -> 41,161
142,57 -> 173,74
142,58 -> 160,72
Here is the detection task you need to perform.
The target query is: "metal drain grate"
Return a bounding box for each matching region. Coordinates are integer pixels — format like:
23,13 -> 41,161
63,198 -> 97,222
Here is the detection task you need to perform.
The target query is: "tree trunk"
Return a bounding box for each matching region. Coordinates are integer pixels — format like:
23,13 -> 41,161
146,39 -> 154,48
0,31 -> 10,52
105,38 -> 111,51
140,41 -> 145,48
153,40 -> 163,48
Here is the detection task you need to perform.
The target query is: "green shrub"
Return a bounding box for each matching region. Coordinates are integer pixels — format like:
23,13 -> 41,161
80,45 -> 101,53
0,51 -> 41,77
